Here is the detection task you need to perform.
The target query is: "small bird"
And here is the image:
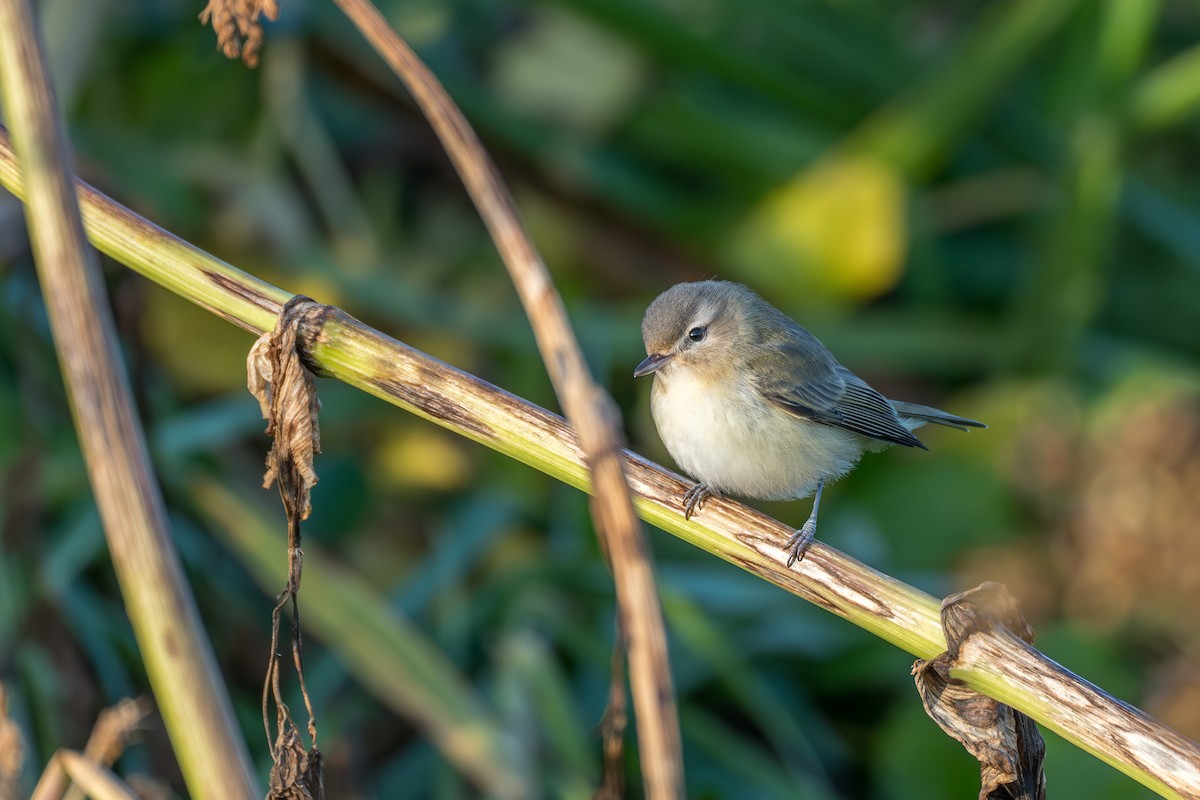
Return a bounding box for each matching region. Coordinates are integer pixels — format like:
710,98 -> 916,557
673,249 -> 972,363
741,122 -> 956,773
634,280 -> 985,566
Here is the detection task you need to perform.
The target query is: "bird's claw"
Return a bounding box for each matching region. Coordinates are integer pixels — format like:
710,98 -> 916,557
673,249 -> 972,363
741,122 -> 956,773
785,521 -> 816,567
682,484 -> 714,520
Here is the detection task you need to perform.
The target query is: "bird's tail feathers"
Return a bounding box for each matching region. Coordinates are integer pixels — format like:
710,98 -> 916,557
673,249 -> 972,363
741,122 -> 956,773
891,401 -> 986,432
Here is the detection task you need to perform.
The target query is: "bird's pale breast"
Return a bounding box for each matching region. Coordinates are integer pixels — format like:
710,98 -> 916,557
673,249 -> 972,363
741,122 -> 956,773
650,366 -> 865,500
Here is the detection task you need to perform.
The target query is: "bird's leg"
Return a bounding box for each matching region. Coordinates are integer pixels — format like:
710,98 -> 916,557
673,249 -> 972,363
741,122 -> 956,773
682,483 -> 716,520
785,481 -> 823,567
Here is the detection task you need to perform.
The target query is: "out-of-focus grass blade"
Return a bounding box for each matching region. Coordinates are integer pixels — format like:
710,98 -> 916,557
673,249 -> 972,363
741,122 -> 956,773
151,397 -> 264,462
680,705 -> 839,800
492,629 -> 596,797
844,0 -> 1084,177
1121,179 -> 1200,269
1008,0 -> 1148,370
17,645 -> 61,763
414,73 -> 717,235
1012,131 -> 1123,371
539,0 -> 850,118
1128,42 -> 1200,130
192,479 -> 530,800
1096,0 -> 1160,87
664,592 -> 838,792
394,493 -> 517,617
624,93 -> 829,187
56,585 -> 136,701
52,750 -> 139,800
39,504 -> 103,595
264,41 -> 381,263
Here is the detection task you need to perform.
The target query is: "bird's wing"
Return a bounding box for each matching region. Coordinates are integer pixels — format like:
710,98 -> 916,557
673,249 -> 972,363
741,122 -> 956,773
749,331 -> 926,450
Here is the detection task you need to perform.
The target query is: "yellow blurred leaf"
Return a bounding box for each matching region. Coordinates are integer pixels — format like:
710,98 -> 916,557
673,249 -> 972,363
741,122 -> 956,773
375,426 -> 471,490
730,156 -> 907,304
142,287 -> 255,394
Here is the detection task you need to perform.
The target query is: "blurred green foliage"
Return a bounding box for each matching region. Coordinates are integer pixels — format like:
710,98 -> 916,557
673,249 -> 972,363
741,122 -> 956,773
3,0 -> 1200,797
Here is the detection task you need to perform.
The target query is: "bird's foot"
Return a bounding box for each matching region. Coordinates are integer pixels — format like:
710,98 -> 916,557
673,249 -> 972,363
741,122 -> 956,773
785,520 -> 817,567
785,481 -> 824,566
682,483 -> 715,520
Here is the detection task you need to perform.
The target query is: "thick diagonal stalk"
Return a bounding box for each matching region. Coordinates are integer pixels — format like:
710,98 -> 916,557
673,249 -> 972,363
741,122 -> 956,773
0,7 -> 256,799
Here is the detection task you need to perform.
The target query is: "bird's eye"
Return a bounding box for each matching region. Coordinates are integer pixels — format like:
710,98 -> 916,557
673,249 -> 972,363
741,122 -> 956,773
688,326 -> 707,342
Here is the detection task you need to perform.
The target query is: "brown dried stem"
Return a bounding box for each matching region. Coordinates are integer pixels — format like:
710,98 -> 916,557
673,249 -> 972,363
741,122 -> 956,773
324,0 -> 683,796
0,4 -> 256,799
61,698 -> 152,800
595,629 -> 629,800
34,698 -> 150,800
32,751 -> 138,800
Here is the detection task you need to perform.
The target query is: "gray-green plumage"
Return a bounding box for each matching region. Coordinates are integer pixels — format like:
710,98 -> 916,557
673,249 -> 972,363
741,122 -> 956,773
635,280 -> 985,564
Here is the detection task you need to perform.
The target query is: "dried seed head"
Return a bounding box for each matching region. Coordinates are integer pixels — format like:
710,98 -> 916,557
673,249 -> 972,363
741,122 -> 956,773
199,0 -> 279,67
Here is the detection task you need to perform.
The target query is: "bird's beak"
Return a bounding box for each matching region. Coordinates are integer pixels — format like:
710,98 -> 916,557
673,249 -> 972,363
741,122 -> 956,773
634,353 -> 672,378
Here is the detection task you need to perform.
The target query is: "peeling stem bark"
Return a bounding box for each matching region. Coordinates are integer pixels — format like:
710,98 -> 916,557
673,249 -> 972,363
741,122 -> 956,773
957,632 -> 1200,799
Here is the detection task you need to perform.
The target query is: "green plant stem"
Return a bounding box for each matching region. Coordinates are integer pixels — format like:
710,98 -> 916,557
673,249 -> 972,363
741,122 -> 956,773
1,126 -> 1198,799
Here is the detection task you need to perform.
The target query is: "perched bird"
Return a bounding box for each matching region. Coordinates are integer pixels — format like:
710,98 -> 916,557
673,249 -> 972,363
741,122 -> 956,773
634,280 -> 985,565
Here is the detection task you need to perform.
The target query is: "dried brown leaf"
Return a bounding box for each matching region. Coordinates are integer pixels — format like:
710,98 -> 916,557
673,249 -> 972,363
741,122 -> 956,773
267,722 -> 323,800
914,583 -> 1046,800
198,0 -> 279,67
247,296 -> 323,521
62,697 -> 151,800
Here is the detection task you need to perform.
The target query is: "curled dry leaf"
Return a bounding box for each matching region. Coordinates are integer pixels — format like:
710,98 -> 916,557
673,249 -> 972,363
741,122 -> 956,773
247,296 -> 323,521
267,721 -> 324,800
199,0 -> 280,67
913,583 -> 1046,800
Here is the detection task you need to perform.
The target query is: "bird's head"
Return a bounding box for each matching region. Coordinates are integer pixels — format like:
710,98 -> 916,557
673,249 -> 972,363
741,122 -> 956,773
635,281 -> 758,380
